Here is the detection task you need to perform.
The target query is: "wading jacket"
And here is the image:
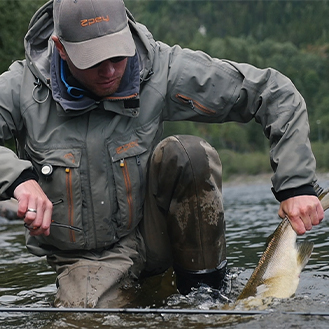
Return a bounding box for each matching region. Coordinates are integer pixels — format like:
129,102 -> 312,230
0,1 -> 317,256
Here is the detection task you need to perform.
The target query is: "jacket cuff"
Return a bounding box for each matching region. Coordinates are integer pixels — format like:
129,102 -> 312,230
6,168 -> 39,197
271,184 -> 317,202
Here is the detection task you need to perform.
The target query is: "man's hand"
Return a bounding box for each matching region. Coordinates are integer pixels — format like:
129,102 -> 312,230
13,180 -> 53,236
278,195 -> 324,235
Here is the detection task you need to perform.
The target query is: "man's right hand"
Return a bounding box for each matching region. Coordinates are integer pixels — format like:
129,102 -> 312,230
13,180 -> 53,236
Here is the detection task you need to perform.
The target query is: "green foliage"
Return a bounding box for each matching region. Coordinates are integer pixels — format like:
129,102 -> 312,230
311,141 -> 329,172
4,138 -> 15,151
125,0 -> 329,48
0,0 -> 47,73
219,149 -> 271,180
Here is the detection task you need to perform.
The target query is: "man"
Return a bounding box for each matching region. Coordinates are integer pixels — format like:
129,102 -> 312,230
0,0 -> 324,308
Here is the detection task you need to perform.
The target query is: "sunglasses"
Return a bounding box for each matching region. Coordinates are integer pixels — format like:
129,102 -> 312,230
60,58 -> 85,99
88,56 -> 127,69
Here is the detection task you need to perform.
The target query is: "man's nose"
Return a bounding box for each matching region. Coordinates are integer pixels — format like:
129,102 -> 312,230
98,60 -> 115,76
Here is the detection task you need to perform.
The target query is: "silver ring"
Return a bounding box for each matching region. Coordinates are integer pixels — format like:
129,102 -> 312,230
27,208 -> 37,213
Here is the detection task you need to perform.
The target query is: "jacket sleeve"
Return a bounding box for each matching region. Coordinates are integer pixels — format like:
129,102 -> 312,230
0,60 -> 34,200
223,60 -> 316,198
160,45 -> 316,197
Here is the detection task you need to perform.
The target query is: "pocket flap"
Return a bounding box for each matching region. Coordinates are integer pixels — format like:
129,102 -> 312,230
26,145 -> 82,168
109,137 -> 148,162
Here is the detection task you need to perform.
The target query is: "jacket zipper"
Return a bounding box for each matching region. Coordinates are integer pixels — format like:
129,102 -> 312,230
120,159 -> 133,229
176,94 -> 216,115
65,168 -> 76,242
136,155 -> 143,201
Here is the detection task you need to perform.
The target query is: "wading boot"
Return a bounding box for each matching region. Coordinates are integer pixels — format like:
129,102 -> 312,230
174,260 -> 227,295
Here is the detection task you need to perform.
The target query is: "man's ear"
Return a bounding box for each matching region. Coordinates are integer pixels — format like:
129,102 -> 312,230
51,36 -> 67,60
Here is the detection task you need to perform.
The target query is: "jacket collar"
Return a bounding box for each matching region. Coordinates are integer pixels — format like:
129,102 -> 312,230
50,48 -> 140,115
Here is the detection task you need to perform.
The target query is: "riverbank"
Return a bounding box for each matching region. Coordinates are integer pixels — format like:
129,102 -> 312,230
223,173 -> 272,187
224,171 -> 329,187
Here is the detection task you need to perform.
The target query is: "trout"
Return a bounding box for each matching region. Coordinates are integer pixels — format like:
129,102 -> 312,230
237,189 -> 329,301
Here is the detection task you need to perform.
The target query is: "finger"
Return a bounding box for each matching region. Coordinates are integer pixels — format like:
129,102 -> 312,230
26,198 -> 48,227
26,201 -> 53,236
315,203 -> 324,225
26,220 -> 49,236
17,198 -> 29,218
26,207 -> 37,215
287,215 -> 306,235
309,208 -> 320,226
28,226 -> 42,235
24,206 -> 38,225
301,215 -> 312,231
33,205 -> 45,228
277,206 -> 286,219
28,226 -> 46,236
40,203 -> 53,233
302,201 -> 323,228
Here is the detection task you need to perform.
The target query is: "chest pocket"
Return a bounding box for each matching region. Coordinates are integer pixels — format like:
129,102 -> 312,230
24,145 -> 86,250
108,137 -> 149,236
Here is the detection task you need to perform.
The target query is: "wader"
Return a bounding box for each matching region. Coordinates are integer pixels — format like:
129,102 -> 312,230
48,135 -> 226,307
141,135 -> 226,294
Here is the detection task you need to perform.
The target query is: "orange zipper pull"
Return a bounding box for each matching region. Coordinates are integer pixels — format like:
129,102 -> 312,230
120,159 -> 125,168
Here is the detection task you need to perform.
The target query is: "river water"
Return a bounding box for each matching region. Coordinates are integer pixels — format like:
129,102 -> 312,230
0,176 -> 329,328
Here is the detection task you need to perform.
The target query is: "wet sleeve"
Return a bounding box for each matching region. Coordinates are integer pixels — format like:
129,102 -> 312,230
163,48 -> 316,195
5,168 -> 39,197
0,61 -> 34,200
222,60 -> 316,194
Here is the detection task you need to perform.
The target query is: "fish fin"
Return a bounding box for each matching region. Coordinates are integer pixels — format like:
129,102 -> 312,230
296,241 -> 314,269
265,232 -> 275,247
320,189 -> 329,211
265,217 -> 290,248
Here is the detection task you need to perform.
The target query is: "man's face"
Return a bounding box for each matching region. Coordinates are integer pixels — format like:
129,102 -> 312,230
65,55 -> 128,98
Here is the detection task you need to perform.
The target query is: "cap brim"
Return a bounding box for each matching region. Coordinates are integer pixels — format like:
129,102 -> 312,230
61,25 -> 136,70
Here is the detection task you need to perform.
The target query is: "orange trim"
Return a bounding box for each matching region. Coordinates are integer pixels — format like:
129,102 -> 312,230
64,153 -> 76,164
121,160 -> 133,229
176,94 -> 216,115
116,140 -> 139,155
65,168 -> 75,242
103,93 -> 138,101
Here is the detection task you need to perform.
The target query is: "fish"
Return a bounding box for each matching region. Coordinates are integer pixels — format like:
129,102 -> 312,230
237,188 -> 329,302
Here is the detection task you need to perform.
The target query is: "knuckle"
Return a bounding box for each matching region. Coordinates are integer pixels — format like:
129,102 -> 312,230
47,201 -> 53,211
298,206 -> 309,217
289,211 -> 299,220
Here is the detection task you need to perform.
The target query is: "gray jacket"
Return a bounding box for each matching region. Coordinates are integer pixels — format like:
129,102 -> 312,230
0,1 -> 316,256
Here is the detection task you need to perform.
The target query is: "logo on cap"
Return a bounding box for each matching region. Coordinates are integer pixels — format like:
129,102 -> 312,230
81,15 -> 110,27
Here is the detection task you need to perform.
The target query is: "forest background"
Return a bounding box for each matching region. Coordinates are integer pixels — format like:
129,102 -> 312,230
1,0 -> 329,180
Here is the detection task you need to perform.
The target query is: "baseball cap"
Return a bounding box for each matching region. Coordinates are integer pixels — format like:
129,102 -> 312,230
53,0 -> 136,69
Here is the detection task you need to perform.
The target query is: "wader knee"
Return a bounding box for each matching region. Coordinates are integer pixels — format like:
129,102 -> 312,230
150,135 -> 226,294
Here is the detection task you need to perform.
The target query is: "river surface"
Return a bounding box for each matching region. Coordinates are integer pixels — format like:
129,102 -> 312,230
0,176 -> 329,328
